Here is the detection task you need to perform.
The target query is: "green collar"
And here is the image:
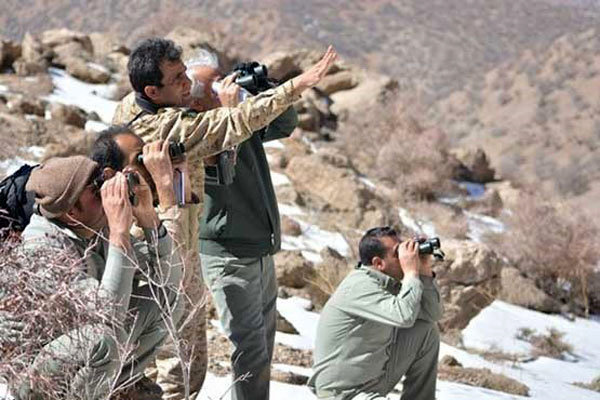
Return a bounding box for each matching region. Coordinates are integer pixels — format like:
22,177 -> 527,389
359,265 -> 401,293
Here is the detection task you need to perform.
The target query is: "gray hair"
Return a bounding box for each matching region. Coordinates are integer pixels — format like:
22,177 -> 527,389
185,48 -> 219,99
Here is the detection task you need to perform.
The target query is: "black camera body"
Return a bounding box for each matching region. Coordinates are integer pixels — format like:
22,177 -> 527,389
137,142 -> 186,165
233,62 -> 271,95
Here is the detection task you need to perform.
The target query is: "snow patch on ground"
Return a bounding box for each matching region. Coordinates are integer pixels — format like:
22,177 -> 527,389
85,120 -> 109,132
0,84 -> 9,93
464,211 -> 505,242
275,297 -> 320,350
398,207 -> 437,237
197,372 -> 317,399
281,217 -> 350,263
271,171 -> 291,186
45,67 -> 117,123
456,300 -> 600,399
263,140 -> 285,149
278,203 -> 305,216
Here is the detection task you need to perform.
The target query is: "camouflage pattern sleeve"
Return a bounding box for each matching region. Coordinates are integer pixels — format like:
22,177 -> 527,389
148,80 -> 300,160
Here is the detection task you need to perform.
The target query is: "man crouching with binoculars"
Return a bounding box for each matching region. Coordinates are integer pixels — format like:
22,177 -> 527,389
308,227 -> 443,400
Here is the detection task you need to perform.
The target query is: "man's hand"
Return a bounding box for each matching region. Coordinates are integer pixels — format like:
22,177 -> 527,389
397,239 -> 420,279
291,46 -> 338,95
101,172 -> 133,250
142,141 -> 176,209
419,253 -> 434,277
124,170 -> 159,229
216,73 -> 242,107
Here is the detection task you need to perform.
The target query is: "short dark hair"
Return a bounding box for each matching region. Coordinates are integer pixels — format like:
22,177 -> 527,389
89,125 -> 134,171
128,38 -> 183,93
358,226 -> 399,265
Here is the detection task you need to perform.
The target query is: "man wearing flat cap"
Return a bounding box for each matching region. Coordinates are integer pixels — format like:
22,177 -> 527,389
12,154 -> 186,400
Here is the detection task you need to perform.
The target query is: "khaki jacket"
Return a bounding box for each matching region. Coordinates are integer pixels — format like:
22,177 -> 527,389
308,266 -> 443,395
112,81 -> 300,204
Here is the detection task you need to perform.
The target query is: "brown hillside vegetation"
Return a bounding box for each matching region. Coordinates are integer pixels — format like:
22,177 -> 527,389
1,0 -> 599,103
427,28 -> 600,221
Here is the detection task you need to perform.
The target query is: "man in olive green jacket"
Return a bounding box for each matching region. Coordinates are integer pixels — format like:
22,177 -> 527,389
309,227 -> 443,400
13,154 -> 185,399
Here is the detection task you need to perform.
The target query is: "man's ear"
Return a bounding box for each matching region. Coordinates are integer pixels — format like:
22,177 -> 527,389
103,167 -> 116,179
144,85 -> 160,101
372,256 -> 385,272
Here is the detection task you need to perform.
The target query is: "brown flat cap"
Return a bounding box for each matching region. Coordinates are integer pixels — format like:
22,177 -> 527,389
26,156 -> 99,218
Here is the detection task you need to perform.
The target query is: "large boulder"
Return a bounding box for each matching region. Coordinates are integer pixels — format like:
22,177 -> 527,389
166,27 -> 235,71
274,250 -> 315,289
434,240 -> 503,286
500,267 -> 561,313
7,96 -> 46,116
330,71 -> 398,119
262,49 -> 341,81
285,154 -> 373,212
439,285 -> 494,331
40,29 -> 93,54
64,57 -> 111,84
49,103 -> 87,128
316,70 -> 359,95
451,148 -> 496,183
15,32 -> 52,75
0,38 -> 22,69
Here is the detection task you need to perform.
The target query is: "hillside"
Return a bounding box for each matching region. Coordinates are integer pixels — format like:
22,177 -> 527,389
1,0 -> 599,102
426,28 -> 600,219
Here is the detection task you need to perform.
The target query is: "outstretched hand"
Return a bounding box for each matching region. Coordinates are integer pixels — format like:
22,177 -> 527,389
291,45 -> 338,95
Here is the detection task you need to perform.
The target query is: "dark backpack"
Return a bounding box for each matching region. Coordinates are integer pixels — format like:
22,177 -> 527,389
0,164 -> 37,235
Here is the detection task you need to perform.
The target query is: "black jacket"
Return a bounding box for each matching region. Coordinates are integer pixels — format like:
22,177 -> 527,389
199,107 -> 298,257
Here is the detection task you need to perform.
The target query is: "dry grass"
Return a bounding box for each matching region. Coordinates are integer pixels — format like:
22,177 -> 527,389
516,327 -> 574,360
484,192 -> 600,316
438,364 -> 530,396
574,375 -> 600,393
306,255 -> 353,310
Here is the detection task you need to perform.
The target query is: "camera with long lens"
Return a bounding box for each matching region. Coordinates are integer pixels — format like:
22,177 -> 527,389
417,237 -> 445,260
136,142 -> 186,165
233,61 -> 272,95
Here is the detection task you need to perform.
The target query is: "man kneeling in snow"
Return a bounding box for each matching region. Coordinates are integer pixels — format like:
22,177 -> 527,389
308,227 -> 443,400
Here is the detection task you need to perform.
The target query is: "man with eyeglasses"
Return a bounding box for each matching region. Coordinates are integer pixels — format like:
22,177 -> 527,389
9,154 -> 184,399
308,226 -> 443,400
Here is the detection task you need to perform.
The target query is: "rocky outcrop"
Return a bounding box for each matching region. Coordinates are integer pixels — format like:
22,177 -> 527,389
274,250 -> 315,289
49,103 -> 87,128
451,148 -> 496,183
0,39 -> 22,70
500,267 -> 561,313
285,154 -> 372,212
434,240 -> 505,331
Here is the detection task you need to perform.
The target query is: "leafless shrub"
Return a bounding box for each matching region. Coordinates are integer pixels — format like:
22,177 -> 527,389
483,193 -> 599,316
340,101 -> 456,202
516,327 -> 574,360
0,238 -> 132,399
